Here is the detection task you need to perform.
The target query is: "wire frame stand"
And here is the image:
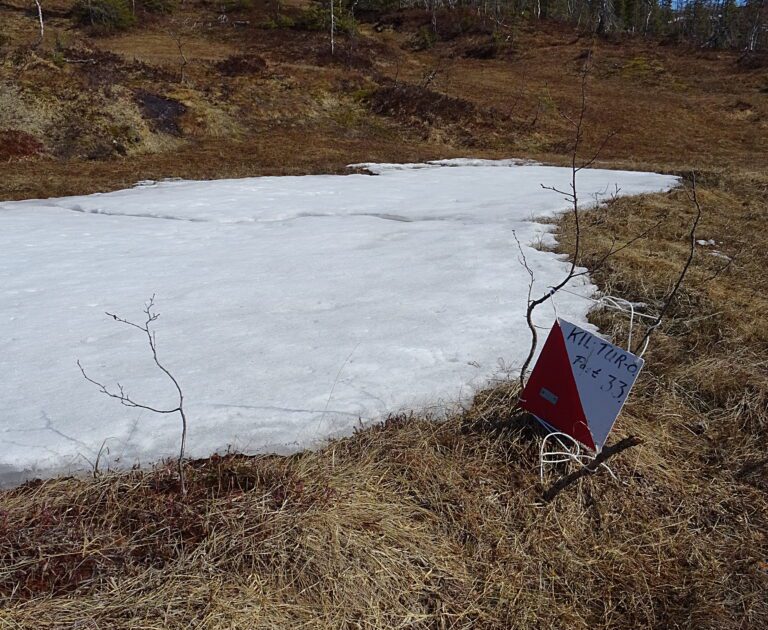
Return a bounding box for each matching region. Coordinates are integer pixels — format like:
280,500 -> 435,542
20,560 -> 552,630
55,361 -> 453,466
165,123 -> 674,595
536,417 -> 618,483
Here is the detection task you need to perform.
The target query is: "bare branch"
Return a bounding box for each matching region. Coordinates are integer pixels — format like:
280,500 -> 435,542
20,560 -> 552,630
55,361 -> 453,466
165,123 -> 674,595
512,229 -> 535,302
33,0 -> 44,45
77,360 -> 178,415
572,214 -> 667,278
78,297 -> 188,495
697,245 -> 741,286
518,57 -> 591,389
576,129 -> 616,172
633,173 -> 703,354
166,21 -> 196,83
542,435 -> 642,501
540,184 -> 572,197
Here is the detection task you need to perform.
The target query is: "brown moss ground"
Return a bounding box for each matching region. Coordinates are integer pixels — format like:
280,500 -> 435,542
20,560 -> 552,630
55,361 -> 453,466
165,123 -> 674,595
1,3 -> 767,628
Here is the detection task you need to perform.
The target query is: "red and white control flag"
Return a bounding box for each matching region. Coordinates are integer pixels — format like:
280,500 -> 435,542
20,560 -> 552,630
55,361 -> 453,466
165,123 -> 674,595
520,318 -> 644,452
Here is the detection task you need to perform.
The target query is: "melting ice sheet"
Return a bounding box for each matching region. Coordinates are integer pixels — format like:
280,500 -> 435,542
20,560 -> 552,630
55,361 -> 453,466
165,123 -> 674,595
0,160 -> 678,481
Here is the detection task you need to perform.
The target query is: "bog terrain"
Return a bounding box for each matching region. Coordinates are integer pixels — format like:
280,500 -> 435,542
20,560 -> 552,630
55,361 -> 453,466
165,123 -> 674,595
0,1 -> 767,628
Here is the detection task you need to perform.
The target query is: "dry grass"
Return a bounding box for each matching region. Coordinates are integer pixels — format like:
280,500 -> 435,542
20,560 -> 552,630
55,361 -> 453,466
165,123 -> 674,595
0,380 -> 765,627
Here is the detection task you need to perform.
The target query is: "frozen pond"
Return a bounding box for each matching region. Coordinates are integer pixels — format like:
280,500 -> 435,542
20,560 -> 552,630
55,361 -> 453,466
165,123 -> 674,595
0,159 -> 678,482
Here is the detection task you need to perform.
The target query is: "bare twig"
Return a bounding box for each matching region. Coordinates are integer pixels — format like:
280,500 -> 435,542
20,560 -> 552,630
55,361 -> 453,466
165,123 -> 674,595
330,0 -> 334,55
78,296 -> 188,495
33,0 -> 44,45
421,60 -> 446,89
577,129 -> 616,172
512,230 -> 535,305
542,435 -> 641,501
62,57 -> 98,65
698,244 -> 741,285
166,20 -> 196,83
633,173 -> 703,354
518,57 -> 592,391
572,214 -> 667,278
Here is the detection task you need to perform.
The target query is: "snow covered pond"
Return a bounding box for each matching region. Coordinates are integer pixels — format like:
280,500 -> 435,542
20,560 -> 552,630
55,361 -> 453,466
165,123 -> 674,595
0,160 -> 678,482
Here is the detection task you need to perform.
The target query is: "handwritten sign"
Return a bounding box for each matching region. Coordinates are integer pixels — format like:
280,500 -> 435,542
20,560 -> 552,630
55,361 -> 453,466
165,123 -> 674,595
520,318 -> 644,452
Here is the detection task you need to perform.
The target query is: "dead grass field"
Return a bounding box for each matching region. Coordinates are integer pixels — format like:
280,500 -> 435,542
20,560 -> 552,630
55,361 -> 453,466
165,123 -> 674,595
0,2 -> 767,628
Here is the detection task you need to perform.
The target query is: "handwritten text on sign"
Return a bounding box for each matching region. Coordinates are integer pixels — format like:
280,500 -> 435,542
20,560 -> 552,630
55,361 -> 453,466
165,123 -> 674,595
559,319 -> 644,450
566,324 -> 642,400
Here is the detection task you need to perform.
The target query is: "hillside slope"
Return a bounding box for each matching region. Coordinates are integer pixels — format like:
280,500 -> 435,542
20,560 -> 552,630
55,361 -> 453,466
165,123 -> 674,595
1,0 -> 766,197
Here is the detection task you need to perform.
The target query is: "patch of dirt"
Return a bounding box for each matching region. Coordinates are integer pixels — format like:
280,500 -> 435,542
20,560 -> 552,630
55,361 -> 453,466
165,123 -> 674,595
368,83 -> 478,125
432,8 -> 494,41
134,90 -> 187,136
462,40 -> 500,59
315,44 -> 378,71
727,99 -> 759,121
215,54 -> 267,76
0,129 -> 45,160
737,51 -> 768,70
59,47 -> 176,86
370,7 -> 492,41
459,36 -> 515,60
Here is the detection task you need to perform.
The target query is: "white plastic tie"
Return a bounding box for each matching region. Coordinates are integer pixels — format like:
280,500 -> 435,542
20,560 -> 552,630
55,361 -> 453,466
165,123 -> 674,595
535,417 -> 616,483
554,287 -> 656,356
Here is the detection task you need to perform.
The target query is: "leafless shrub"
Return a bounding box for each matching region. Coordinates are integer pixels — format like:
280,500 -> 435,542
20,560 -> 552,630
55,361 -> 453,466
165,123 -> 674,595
78,295 -> 188,495
517,53 -> 613,391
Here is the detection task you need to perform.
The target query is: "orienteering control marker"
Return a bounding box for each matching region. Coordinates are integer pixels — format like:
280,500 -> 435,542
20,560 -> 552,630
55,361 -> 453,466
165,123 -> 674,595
520,318 -> 644,452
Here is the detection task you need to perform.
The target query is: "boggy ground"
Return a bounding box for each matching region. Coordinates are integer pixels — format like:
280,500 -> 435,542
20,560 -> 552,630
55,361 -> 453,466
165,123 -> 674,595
0,1 -> 767,628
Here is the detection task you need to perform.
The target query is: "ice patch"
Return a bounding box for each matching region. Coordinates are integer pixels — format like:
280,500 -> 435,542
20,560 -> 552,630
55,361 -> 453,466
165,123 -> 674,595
0,160 -> 679,483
